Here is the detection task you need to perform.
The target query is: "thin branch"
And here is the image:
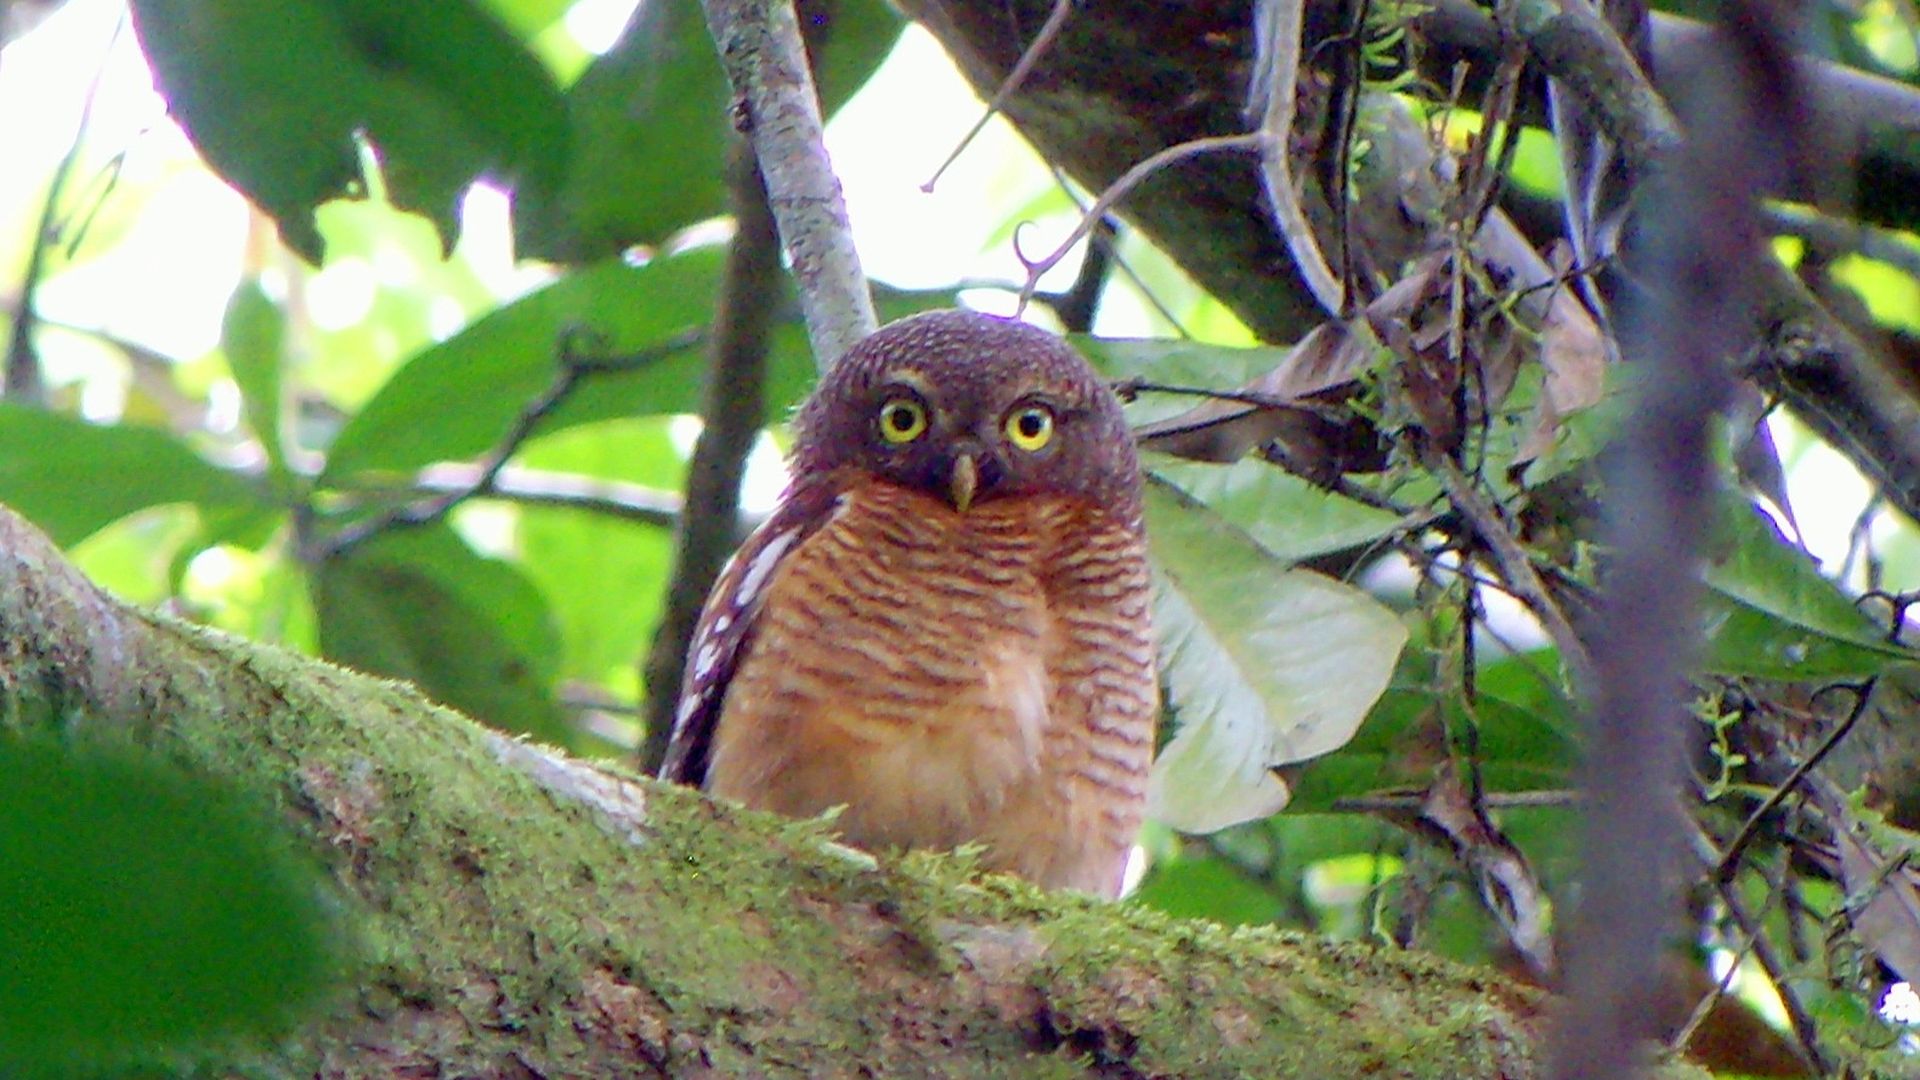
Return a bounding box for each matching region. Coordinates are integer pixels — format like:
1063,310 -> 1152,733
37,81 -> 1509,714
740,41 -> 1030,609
1699,839 -> 1833,1075
920,0 -> 1074,193
1112,377 -> 1349,423
1250,0 -> 1348,316
1426,452 -> 1596,692
331,465 -> 720,534
312,329 -> 702,561
1034,216 -> 1114,333
640,141 -> 783,775
1042,164 -> 1192,336
699,0 -> 875,367
6,15 -> 122,403
1716,678 -> 1877,882
1012,134 -> 1262,312
1334,789 -> 1579,812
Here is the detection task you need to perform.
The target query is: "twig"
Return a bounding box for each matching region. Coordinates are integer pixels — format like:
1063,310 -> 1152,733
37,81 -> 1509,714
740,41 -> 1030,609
1334,789 -> 1579,811
640,141 -> 783,775
1012,134 -> 1262,313
920,0 -> 1074,194
1035,216 -> 1114,333
1249,0 -> 1348,316
1043,164 -> 1192,336
334,465 -> 710,533
1112,377 -> 1349,422
6,15 -> 122,403
698,0 -> 875,367
1426,452 -> 1596,692
1717,678 -> 1877,882
1670,867 -> 1769,1059
313,329 -> 702,561
1700,841 -> 1832,1074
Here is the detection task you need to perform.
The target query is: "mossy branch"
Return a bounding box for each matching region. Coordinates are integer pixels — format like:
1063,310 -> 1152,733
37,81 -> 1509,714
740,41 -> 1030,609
0,505 -> 1710,1078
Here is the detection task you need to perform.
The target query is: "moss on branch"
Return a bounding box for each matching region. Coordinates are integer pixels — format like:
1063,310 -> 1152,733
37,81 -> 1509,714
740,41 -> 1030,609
0,506 -> 1707,1078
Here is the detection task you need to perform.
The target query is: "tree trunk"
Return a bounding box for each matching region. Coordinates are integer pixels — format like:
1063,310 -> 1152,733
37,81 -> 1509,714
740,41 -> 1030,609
0,505 -> 1709,1077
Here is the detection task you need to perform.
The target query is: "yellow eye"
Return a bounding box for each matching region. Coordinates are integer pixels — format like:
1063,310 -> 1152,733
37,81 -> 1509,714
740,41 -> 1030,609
878,398 -> 928,444
1005,405 -> 1054,451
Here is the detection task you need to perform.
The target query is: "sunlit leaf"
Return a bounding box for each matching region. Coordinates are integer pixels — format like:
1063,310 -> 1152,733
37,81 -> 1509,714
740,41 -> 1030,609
312,526 -> 569,742
1701,501 -> 1918,679
130,0 -> 567,259
517,0 -> 905,260
0,737 -> 334,1072
515,419 -> 684,688
1147,454 -> 1403,563
321,248 -> 808,480
222,277 -> 288,475
1145,479 -> 1408,833
0,406 -> 263,547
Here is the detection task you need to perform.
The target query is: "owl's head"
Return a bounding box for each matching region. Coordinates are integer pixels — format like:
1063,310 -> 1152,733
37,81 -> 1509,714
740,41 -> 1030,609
792,310 -> 1141,516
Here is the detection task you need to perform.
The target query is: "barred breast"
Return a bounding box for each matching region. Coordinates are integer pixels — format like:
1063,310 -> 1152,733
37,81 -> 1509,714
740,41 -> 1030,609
703,483 -> 1156,897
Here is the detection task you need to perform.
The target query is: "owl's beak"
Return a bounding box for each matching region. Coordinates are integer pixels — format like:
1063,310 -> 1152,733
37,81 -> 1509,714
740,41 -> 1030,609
949,453 -> 978,513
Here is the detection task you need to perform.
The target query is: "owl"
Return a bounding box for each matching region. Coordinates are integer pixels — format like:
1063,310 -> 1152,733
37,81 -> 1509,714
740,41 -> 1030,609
658,309 -> 1155,898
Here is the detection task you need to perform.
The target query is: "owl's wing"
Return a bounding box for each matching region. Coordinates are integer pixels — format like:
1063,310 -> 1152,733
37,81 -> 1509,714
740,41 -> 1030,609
657,483 -> 840,786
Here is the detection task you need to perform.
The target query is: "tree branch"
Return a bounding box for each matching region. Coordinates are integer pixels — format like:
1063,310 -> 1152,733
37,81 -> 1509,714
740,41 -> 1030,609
1547,3 -> 1796,1073
699,0 -> 876,367
639,140 -> 783,774
0,505 -> 1714,1078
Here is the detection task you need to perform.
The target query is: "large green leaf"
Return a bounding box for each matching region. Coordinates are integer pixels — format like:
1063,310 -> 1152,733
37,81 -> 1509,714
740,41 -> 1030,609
1701,501 -> 1918,679
1076,337 -> 1286,426
516,0 -> 906,261
1284,651 -> 1580,811
0,406 -> 264,546
320,248 -> 809,480
0,738 -> 333,1073
129,0 -> 566,260
312,526 -> 569,743
1147,454 -> 1403,563
1145,479 -> 1408,833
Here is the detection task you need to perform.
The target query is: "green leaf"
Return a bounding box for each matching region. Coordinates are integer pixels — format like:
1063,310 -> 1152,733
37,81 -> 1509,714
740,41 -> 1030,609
0,406 -> 264,546
1131,855 -> 1289,926
1284,658 -> 1580,811
221,278 -> 288,475
312,526 -> 569,742
321,248 -> 808,480
129,0 -> 566,260
1076,337 -> 1285,427
516,0 -> 905,261
516,420 -> 683,690
1145,479 -> 1408,833
0,738 -> 334,1072
1146,454 -> 1403,563
1701,501 -> 1918,679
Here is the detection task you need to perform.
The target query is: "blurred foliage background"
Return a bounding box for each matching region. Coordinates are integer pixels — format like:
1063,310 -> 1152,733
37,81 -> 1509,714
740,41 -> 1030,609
3,0 -> 1920,1074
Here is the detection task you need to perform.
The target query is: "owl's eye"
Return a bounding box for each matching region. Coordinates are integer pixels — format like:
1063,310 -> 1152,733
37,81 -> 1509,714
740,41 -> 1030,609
878,398 -> 928,444
1004,405 -> 1055,451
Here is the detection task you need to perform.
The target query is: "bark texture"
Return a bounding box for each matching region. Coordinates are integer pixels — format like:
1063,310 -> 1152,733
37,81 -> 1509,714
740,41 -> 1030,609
0,505 -> 1714,1078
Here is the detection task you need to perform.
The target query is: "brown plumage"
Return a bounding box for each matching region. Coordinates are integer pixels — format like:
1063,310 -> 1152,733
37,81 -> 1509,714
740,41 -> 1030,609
658,309 -> 1155,897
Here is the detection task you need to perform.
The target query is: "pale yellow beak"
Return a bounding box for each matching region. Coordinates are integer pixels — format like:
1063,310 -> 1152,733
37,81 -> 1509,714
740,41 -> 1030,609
949,453 -> 978,513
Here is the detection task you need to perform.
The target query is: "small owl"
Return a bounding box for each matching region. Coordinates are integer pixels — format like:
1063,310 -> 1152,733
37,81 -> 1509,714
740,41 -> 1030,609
659,309 -> 1155,898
